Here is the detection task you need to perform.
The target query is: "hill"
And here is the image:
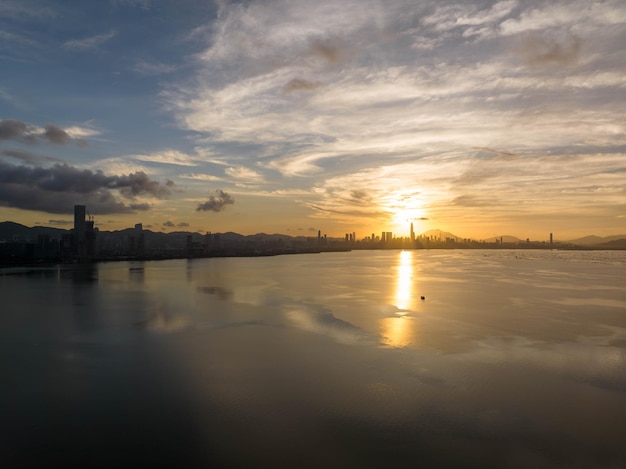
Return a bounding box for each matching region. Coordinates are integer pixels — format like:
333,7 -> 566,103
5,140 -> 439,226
419,229 -> 461,241
484,235 -> 523,243
567,234 -> 626,246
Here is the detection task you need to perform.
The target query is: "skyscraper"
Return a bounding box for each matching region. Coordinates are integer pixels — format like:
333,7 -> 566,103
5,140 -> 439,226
73,205 -> 86,258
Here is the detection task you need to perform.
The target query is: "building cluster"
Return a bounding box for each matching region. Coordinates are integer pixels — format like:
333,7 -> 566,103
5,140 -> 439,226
64,204 -> 98,261
0,205 -> 98,263
1,205 -> 569,265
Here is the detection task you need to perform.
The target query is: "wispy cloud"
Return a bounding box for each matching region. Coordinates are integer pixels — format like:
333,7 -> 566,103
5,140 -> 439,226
63,31 -> 117,50
133,60 -> 176,75
0,1 -> 55,19
225,166 -> 264,183
133,150 -> 199,167
155,0 -> 626,236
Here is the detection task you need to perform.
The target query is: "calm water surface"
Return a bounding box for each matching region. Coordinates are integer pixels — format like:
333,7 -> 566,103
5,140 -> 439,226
2,250 -> 625,467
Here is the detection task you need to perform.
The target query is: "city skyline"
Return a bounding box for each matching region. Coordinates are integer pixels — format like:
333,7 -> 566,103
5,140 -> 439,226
1,1 -> 625,239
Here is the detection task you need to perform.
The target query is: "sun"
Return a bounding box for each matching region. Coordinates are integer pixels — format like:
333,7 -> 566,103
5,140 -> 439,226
390,207 -> 428,234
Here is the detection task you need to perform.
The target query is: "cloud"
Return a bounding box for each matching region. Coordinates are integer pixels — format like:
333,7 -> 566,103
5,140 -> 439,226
307,40 -> 346,64
132,150 -> 198,167
283,78 -> 323,93
224,166 -> 263,183
196,190 -> 235,212
42,124 -> 70,144
153,0 -> 625,236
0,160 -> 170,214
518,33 -> 581,67
163,220 -> 175,227
177,222 -> 189,227
1,149 -> 64,164
48,219 -> 71,226
133,60 -> 176,75
0,1 -> 55,19
0,119 -> 31,142
63,31 -> 117,50
112,0 -> 151,8
63,124 -> 102,139
0,119 -> 91,145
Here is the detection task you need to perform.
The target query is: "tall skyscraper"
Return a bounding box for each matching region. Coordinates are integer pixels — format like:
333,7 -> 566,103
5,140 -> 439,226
74,205 -> 85,240
73,205 -> 86,257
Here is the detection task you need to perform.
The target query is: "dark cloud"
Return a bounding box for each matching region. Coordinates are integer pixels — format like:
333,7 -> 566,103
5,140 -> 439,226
196,190 -> 234,212
0,119 -> 34,143
177,222 -> 189,227
48,219 -> 72,225
0,160 -> 170,214
42,124 -> 71,144
129,203 -> 151,211
163,220 -> 175,227
309,40 -> 343,64
0,162 -> 169,198
0,119 -> 85,145
283,78 -> 323,93
519,33 -> 581,67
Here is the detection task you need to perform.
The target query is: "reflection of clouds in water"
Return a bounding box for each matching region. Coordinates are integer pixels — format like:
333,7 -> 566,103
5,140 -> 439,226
456,336 -> 626,391
197,286 -> 234,300
285,302 -> 376,346
552,298 -> 626,308
135,311 -> 190,333
578,325 -> 626,348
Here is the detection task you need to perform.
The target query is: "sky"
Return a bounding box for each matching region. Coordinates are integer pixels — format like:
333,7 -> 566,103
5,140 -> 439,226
1,0 -> 625,240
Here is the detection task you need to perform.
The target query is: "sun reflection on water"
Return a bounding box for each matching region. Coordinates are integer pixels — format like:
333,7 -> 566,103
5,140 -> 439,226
382,250 -> 418,348
395,250 -> 413,311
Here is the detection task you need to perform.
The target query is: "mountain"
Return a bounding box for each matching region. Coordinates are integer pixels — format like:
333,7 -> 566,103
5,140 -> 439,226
567,234 -> 626,246
0,221 -> 67,241
597,238 -> 626,249
484,235 -> 523,243
419,229 -> 461,241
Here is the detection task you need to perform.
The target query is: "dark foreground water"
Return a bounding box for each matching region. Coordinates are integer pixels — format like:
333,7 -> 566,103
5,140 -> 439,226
1,250 -> 625,468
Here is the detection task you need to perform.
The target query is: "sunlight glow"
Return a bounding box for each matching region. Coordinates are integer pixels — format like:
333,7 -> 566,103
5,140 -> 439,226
395,250 -> 414,311
382,251 -> 417,348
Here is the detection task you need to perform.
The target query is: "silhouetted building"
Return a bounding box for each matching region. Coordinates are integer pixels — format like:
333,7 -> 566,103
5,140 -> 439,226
73,205 -> 86,258
129,223 -> 145,256
72,204 -> 97,261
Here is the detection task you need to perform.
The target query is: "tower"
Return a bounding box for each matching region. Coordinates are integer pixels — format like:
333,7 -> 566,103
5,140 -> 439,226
73,205 -> 86,258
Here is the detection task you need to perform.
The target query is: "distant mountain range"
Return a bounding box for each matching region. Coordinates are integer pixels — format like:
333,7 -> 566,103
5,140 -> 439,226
1,221 -> 625,248
417,229 -> 626,246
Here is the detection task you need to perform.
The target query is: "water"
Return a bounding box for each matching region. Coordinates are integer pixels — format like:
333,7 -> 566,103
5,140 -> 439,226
2,250 -> 625,468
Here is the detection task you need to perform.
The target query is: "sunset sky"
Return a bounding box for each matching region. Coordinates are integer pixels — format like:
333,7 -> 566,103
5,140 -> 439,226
1,0 -> 624,240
